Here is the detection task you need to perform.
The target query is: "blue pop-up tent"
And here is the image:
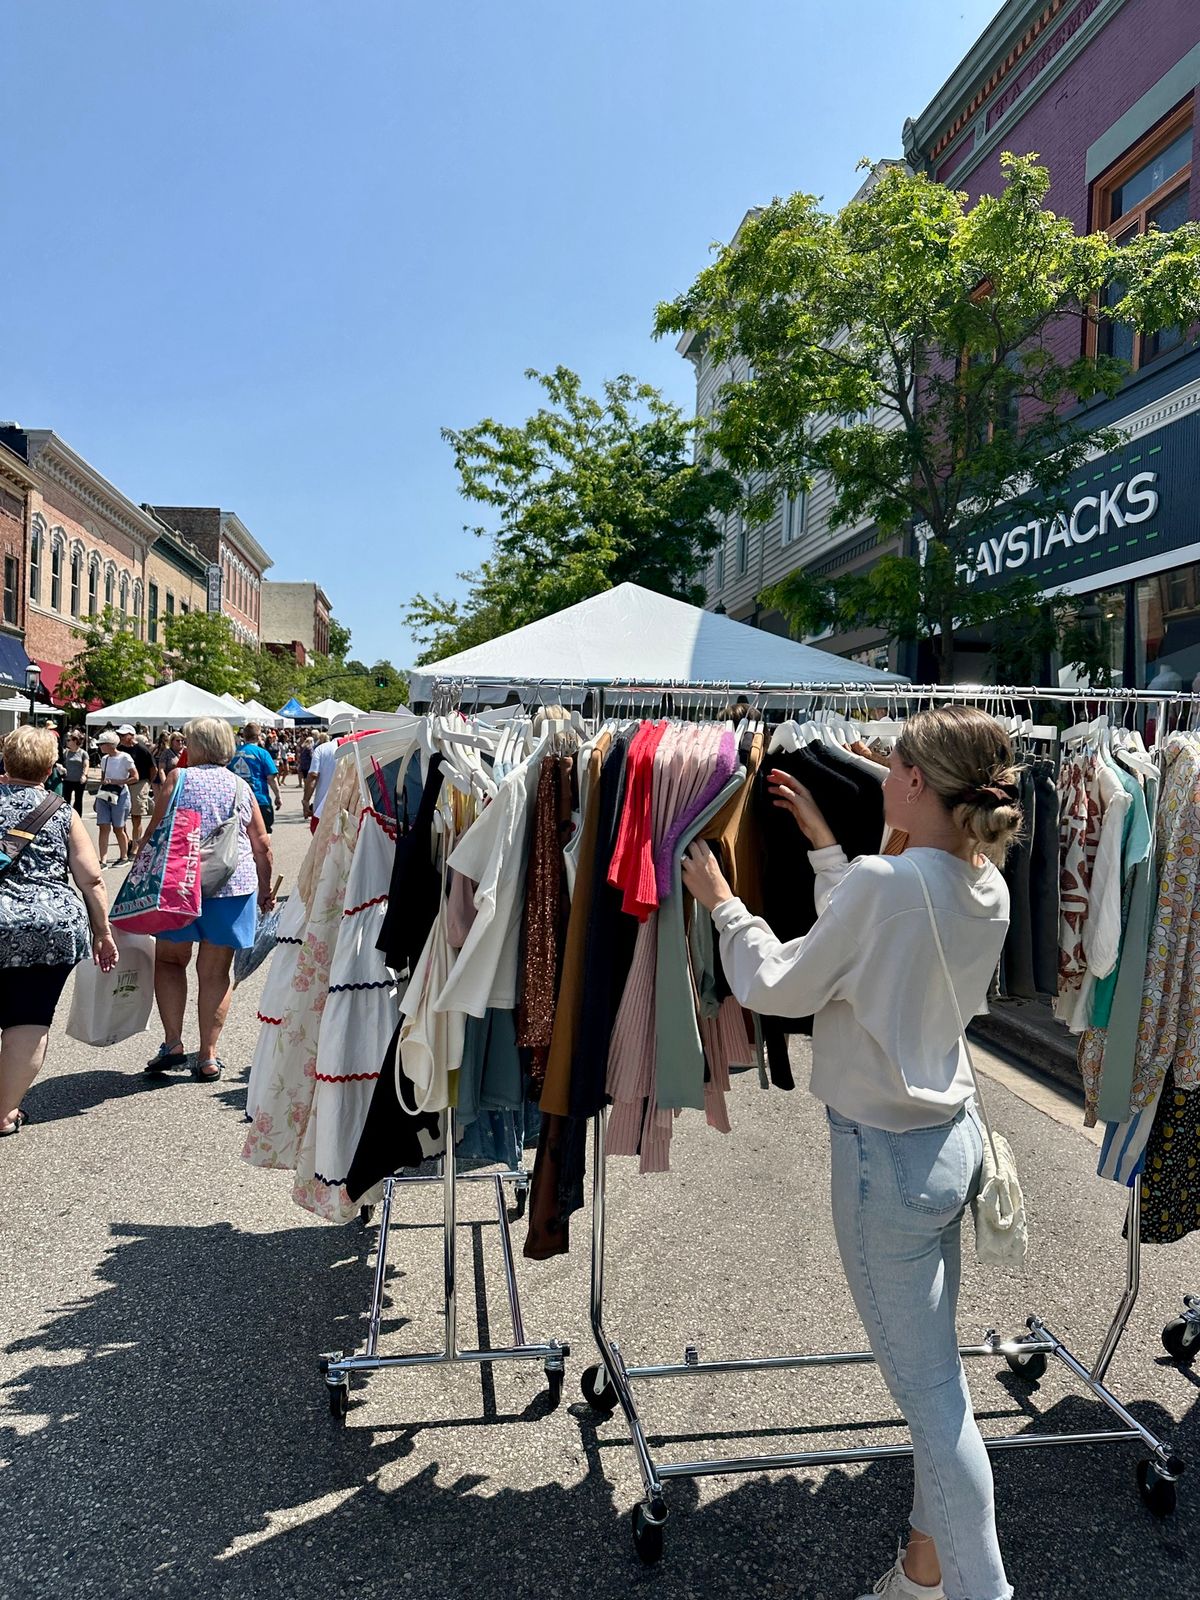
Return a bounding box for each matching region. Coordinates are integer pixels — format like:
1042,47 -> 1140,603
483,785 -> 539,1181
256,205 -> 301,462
277,696 -> 322,725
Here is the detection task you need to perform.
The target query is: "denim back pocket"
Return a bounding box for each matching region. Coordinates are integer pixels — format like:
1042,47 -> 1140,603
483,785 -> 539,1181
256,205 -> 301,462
886,1118 -> 973,1215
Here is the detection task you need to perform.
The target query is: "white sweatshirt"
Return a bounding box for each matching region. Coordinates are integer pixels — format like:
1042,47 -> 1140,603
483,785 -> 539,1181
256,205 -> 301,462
712,846 -> 1010,1133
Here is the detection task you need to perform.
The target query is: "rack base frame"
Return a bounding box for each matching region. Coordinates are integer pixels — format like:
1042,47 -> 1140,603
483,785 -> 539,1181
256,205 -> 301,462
581,1111 -> 1186,1565
320,1117 -> 569,1420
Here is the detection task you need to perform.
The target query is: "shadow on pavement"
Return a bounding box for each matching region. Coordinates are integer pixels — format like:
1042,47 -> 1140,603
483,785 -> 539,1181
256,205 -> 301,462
2,1217 -> 1197,1600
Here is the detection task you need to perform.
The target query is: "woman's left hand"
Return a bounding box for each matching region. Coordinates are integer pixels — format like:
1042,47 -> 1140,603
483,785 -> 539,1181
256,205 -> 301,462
93,931 -> 119,973
682,840 -> 734,912
258,886 -> 276,915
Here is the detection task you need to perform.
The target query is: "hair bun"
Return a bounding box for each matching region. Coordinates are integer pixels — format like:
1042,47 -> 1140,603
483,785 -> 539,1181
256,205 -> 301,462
954,780 -> 1020,808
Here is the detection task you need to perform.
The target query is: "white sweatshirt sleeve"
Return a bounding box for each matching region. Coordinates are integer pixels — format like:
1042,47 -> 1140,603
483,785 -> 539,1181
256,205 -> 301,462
710,892 -> 861,1018
810,844 -> 855,916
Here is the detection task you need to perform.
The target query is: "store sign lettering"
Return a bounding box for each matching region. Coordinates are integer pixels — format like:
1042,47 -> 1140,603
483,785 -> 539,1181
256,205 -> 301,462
960,471 -> 1159,583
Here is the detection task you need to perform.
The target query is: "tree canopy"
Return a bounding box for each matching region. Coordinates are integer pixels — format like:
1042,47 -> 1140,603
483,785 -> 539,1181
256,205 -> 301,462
162,610 -> 257,697
58,609 -> 164,710
655,154 -> 1200,680
404,365 -> 740,662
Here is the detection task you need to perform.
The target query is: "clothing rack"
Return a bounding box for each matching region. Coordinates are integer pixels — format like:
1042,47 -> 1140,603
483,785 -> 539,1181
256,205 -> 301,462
1161,1295 -> 1200,1364
568,681 -> 1190,1564
319,701 -> 569,1420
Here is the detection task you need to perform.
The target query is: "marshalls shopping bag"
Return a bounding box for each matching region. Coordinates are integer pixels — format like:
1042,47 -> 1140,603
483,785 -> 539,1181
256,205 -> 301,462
66,931 -> 156,1046
110,779 -> 202,934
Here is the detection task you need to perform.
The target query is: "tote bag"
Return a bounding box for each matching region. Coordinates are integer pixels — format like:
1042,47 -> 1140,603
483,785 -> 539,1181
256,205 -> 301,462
110,776 -> 203,935
66,929 -> 156,1046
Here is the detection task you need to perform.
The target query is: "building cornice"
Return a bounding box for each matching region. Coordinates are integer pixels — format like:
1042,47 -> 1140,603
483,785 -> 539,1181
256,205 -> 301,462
24,430 -> 161,550
905,0 -> 1127,175
0,441 -> 36,493
220,511 -> 273,573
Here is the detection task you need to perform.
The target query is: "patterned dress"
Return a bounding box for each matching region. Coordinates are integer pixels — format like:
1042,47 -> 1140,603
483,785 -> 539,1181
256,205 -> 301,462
0,787 -> 90,967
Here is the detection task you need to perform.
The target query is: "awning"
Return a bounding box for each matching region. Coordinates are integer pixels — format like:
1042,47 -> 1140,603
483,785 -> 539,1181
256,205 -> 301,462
35,660 -> 67,706
0,634 -> 35,692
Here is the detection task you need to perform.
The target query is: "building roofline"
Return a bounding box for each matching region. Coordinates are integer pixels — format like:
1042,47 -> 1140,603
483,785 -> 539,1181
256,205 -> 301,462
220,511 -> 273,573
140,504 -> 211,581
0,439 -> 36,492
22,429 -> 165,547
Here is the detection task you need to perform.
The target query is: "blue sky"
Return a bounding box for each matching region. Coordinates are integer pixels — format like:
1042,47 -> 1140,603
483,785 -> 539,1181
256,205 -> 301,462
4,0 -> 1003,668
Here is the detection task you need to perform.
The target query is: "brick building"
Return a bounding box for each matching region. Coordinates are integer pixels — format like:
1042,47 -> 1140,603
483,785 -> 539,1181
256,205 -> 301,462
260,580 -> 332,663
0,437 -> 35,690
905,0 -> 1200,686
0,428 -> 158,702
141,508 -> 209,642
150,506 -> 273,645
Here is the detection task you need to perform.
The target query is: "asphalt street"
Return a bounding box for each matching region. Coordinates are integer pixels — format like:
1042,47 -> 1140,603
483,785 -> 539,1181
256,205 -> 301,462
2,794 -> 1199,1600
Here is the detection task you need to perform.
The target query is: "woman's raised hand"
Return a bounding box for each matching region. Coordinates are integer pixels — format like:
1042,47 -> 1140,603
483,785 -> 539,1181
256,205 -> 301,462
681,840 -> 734,913
767,769 -> 837,849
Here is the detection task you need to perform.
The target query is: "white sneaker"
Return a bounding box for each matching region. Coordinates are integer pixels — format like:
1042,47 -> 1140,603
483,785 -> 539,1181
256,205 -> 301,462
856,1543 -> 946,1600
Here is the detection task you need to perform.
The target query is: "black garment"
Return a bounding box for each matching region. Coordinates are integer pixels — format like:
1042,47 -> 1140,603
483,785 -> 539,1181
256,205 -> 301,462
376,754 -> 445,976
0,961 -> 75,1029
347,754 -> 449,1200
62,781 -> 86,816
569,730 -> 637,1120
1137,1071 -> 1200,1244
129,742 -> 155,783
260,801 -> 275,834
999,767 -> 1036,1000
756,743 -> 884,1087
1030,761 -> 1060,997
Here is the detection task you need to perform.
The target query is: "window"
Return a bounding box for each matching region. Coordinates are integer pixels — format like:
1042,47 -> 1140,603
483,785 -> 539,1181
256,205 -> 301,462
70,548 -> 82,617
1093,103 -> 1192,369
180,601 -> 189,616
28,522 -> 41,603
50,540 -> 62,612
88,555 -> 99,616
104,565 -> 115,608
148,582 -> 159,642
714,538 -> 725,591
735,513 -> 748,575
781,490 -> 806,546
3,556 -> 17,625
119,572 -> 129,616
166,590 -> 175,617
1136,561 -> 1200,688
133,580 -> 143,636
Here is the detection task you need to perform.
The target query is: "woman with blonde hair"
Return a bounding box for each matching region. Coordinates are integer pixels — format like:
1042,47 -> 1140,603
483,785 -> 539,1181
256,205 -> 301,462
683,706 -> 1021,1600
0,726 -> 118,1137
143,716 -> 275,1083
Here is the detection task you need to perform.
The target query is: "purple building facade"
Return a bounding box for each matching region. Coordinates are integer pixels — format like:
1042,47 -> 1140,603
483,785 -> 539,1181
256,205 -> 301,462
906,0 -> 1200,687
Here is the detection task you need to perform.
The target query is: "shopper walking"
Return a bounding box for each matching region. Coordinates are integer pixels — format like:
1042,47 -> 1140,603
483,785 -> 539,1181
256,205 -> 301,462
61,731 -> 89,815
683,707 -> 1019,1600
119,725 -> 155,848
0,727 -> 118,1137
94,729 -> 136,866
144,717 -> 275,1084
229,722 -> 282,832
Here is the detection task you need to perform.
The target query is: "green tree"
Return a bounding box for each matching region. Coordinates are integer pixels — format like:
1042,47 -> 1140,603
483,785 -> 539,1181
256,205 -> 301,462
163,610 -> 256,697
404,366 -> 740,662
59,609 -> 165,710
327,617 -> 352,665
655,154 -> 1200,681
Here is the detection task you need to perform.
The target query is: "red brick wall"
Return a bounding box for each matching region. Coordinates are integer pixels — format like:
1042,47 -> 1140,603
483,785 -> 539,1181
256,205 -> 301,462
0,488 -> 25,632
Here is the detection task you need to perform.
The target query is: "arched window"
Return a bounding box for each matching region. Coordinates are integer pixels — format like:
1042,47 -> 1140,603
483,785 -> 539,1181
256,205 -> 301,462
70,546 -> 83,618
132,579 -> 144,637
119,572 -> 129,616
88,554 -> 100,616
104,563 -> 115,609
50,530 -> 65,612
29,518 -> 43,603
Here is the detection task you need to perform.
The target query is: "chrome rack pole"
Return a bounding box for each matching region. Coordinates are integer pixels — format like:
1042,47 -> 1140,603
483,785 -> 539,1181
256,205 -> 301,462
444,1104 -> 458,1360
364,1176 -> 396,1360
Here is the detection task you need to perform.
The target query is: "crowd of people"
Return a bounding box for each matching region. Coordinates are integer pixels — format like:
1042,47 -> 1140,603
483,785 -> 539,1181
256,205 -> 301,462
0,712 -> 349,1136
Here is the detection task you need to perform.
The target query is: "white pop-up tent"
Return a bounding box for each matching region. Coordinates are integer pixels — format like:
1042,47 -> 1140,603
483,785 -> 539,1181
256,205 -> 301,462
307,697 -> 365,721
85,680 -> 247,728
407,582 -> 904,702
238,697 -> 284,728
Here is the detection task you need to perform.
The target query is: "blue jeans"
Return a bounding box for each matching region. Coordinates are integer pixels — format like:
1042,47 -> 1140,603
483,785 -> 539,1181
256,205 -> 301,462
828,1104 -> 1012,1600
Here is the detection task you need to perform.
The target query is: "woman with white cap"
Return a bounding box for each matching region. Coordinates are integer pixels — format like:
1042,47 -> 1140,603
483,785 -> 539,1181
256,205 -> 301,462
94,729 -> 136,867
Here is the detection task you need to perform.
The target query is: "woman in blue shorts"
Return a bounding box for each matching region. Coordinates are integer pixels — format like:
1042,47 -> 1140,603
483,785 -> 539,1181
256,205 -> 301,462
142,717 -> 275,1083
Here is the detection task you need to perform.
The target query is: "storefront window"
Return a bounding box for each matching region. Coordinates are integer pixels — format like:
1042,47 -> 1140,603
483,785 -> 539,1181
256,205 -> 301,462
1056,586 -> 1126,689
1135,562 -> 1200,691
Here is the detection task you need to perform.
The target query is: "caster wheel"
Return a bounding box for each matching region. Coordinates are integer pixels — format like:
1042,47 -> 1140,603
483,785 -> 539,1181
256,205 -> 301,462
545,1366 -> 565,1406
631,1500 -> 667,1565
581,1363 -> 618,1415
358,1205 -> 375,1228
1161,1316 -> 1200,1364
1137,1458 -> 1178,1517
512,1187 -> 529,1220
327,1381 -> 349,1420
1005,1337 -> 1048,1384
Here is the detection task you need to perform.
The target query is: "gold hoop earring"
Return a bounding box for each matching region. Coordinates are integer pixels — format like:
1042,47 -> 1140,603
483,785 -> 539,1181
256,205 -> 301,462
906,791 -> 918,805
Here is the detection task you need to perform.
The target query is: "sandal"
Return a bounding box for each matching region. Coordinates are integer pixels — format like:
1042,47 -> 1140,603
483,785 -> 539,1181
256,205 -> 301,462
0,1109 -> 29,1137
193,1058 -> 223,1082
146,1041 -> 187,1076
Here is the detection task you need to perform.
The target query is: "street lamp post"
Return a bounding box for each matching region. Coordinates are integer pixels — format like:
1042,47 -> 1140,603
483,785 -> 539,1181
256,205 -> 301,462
24,662 -> 41,726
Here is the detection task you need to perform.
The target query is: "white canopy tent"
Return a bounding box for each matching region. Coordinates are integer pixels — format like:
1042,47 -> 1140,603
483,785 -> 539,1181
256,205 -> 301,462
307,697 -> 365,721
238,697 -> 284,729
407,582 -> 905,703
85,680 -> 247,729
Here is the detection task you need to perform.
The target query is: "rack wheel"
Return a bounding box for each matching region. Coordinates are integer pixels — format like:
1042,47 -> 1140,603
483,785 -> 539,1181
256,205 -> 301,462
545,1364 -> 565,1406
1161,1316 -> 1200,1364
1005,1337 -> 1048,1384
1137,1459 -> 1178,1517
631,1500 -> 667,1565
581,1363 -> 618,1414
358,1205 -> 375,1228
327,1381 -> 350,1421
511,1186 -> 529,1221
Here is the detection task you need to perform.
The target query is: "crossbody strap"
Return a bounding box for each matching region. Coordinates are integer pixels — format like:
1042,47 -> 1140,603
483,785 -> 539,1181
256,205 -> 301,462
0,792 -> 67,873
907,854 -> 1002,1169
